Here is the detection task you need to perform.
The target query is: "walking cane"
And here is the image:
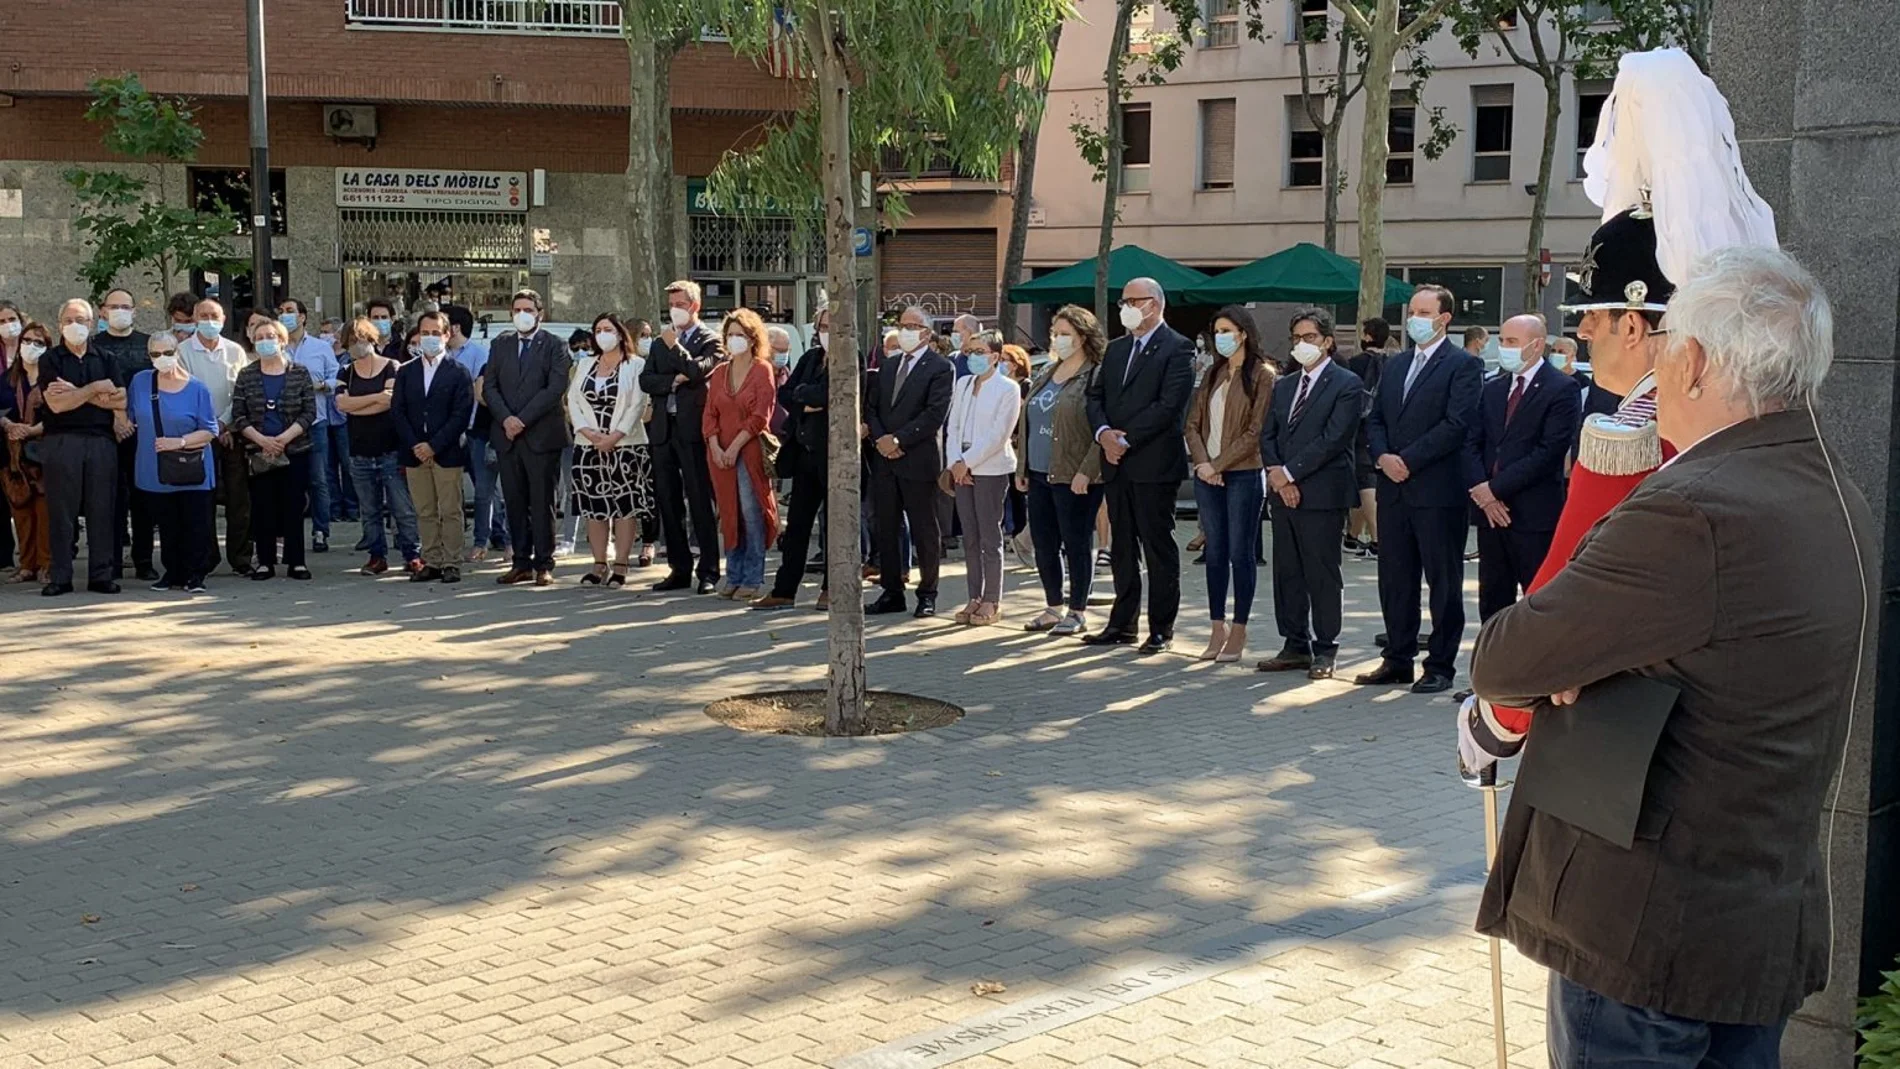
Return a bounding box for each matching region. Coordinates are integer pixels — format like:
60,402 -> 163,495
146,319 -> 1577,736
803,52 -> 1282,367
1474,762 -> 1509,1069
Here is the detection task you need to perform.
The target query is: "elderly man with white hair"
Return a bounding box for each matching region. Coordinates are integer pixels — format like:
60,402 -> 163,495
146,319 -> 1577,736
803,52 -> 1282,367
1469,243 -> 1873,1067
37,297 -> 130,596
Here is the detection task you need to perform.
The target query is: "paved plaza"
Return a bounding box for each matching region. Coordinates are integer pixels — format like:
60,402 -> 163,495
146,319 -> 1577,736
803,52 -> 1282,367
0,525 -> 1549,1069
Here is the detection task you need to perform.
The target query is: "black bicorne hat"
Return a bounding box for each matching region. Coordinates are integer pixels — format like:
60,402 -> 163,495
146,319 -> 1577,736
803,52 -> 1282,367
1560,207 -> 1674,314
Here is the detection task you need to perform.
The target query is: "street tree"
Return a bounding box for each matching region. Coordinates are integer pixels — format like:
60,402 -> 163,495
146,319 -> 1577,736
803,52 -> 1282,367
1000,21 -> 1065,339
62,74 -> 242,298
703,0 -> 1067,734
1586,0 -> 1709,71
622,1 -> 698,311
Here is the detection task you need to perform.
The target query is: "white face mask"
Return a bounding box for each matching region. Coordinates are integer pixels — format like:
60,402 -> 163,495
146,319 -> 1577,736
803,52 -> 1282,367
0,321 -> 21,340
21,342 -> 46,363
1291,341 -> 1324,368
1050,334 -> 1075,358
106,308 -> 136,332
151,353 -> 181,374
635,337 -> 653,357
817,331 -> 830,351
61,322 -> 92,347
594,331 -> 620,352
1118,303 -> 1145,331
512,310 -> 538,334
897,328 -> 922,352
726,334 -> 750,356
669,306 -> 692,328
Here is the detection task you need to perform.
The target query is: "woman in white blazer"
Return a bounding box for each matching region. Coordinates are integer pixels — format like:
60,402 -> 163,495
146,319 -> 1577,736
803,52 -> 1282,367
945,329 -> 1023,625
566,313 -> 654,587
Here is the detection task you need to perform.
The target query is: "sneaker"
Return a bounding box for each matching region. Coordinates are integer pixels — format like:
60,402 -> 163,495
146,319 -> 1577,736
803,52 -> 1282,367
185,580 -> 208,594
1095,548 -> 1111,569
362,556 -> 389,576
555,540 -> 577,558
149,579 -> 175,592
312,533 -> 329,553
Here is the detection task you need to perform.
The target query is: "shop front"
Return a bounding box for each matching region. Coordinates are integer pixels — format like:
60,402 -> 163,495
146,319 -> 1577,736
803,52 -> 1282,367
686,179 -> 826,329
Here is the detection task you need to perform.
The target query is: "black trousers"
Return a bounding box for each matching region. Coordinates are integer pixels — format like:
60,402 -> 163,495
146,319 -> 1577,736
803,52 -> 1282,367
153,489 -> 212,586
249,453 -> 310,570
205,439 -> 254,576
1272,505 -> 1347,657
0,490 -> 14,568
1103,477 -> 1182,638
654,433 -> 721,581
1477,522 -> 1555,621
498,444 -> 563,571
873,465 -> 940,599
42,433 -> 119,587
113,436 -> 155,572
769,460 -> 827,598
1375,502 -> 1467,677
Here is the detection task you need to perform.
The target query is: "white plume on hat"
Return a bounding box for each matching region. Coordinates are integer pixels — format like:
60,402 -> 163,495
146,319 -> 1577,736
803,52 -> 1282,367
1582,47 -> 1778,286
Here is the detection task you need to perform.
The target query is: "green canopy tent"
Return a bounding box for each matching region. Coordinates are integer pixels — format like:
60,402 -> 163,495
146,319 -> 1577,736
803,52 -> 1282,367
1006,245 -> 1214,307
1182,242 -> 1412,307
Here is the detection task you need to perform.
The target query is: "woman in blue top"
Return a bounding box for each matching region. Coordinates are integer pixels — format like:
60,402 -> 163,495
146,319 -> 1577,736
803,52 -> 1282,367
126,332 -> 218,593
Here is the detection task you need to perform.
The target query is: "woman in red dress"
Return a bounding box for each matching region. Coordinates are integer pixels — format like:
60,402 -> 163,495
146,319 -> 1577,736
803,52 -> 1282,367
701,308 -> 781,600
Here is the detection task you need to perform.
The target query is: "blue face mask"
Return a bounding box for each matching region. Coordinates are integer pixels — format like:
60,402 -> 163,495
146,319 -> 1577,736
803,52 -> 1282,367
1548,348 -> 1570,371
1406,315 -> 1439,345
195,320 -> 222,339
1213,332 -> 1239,357
254,338 -> 281,357
1496,346 -> 1525,373
279,312 -> 301,332
418,335 -> 446,357
965,352 -> 993,377
95,318 -> 109,335
372,318 -> 392,338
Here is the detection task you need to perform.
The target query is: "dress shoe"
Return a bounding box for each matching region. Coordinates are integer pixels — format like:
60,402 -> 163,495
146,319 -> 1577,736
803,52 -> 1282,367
651,573 -> 692,592
534,570 -> 554,587
1080,630 -> 1137,646
410,566 -> 443,582
1307,657 -> 1336,680
1412,673 -> 1455,695
866,594 -> 908,615
439,568 -> 462,584
362,556 -> 389,576
695,578 -> 718,595
913,594 -> 937,619
1354,661 -> 1416,686
40,582 -> 73,597
497,568 -> 535,585
405,558 -> 426,575
87,580 -> 121,595
1375,632 -> 1388,648
1256,652 -> 1314,673
1452,688 -> 1474,702
1136,633 -> 1173,655
814,591 -> 830,611
750,595 -> 796,611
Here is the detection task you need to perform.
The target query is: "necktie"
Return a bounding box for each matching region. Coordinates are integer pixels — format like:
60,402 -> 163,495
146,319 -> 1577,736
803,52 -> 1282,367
1504,375 -> 1526,427
1402,350 -> 1429,399
1290,372 -> 1313,423
892,354 -> 915,396
1122,336 -> 1144,385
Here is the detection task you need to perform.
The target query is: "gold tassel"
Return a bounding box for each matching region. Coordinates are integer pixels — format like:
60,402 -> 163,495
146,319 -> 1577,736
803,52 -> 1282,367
1578,418 -> 1662,476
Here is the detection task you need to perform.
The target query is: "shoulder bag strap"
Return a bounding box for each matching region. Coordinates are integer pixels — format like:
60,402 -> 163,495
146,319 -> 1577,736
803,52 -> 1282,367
148,375 -> 166,439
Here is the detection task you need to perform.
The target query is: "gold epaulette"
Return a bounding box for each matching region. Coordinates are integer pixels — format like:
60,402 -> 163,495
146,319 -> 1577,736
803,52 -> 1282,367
1577,415 -> 1662,476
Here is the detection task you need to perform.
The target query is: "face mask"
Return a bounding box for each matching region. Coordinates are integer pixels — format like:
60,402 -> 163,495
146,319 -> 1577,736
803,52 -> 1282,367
349,342 -> 375,359
773,350 -> 791,368
1496,346 -> 1525,374
1213,332 -> 1239,358
1050,335 -> 1075,358
635,337 -> 653,357
512,311 -> 537,333
817,332 -> 829,351
172,323 -> 195,339
107,309 -> 135,332
62,322 -> 92,347
0,321 -> 21,340
255,338 -> 281,357
951,331 -> 965,351
1118,303 -> 1144,331
1406,315 -> 1439,345
726,334 -> 750,356
279,312 -> 301,333
669,306 -> 692,328
372,317 -> 392,337
418,335 -> 445,357
412,346 -> 428,360
897,328 -> 922,352
1292,341 -> 1324,368
151,353 -> 180,374
21,342 -> 46,363
1548,348 -> 1570,372
96,318 -> 109,335
965,352 -> 993,376
594,331 -> 619,352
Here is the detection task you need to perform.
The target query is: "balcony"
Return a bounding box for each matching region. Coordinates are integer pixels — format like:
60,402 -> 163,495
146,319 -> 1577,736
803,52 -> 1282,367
344,0 -> 623,36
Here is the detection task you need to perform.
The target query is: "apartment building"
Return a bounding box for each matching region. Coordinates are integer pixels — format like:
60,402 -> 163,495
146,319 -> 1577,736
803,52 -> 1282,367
1025,0 -> 1617,331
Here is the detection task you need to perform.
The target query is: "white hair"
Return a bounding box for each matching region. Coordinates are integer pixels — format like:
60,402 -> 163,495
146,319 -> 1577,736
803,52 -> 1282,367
1124,276 -> 1166,308
766,325 -> 793,349
1662,245 -> 1832,416
60,297 -> 95,321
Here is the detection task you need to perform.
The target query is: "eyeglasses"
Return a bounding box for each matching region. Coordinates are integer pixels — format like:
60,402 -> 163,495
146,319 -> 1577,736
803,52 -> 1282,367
1290,331 -> 1324,344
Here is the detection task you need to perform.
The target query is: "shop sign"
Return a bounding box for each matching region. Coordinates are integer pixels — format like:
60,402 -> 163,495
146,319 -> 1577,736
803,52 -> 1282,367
335,168 -> 527,211
686,178 -> 819,218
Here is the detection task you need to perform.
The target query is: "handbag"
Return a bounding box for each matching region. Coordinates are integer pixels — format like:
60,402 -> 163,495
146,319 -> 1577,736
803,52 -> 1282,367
248,449 -> 290,476
758,430 -> 782,482
149,385 -> 208,486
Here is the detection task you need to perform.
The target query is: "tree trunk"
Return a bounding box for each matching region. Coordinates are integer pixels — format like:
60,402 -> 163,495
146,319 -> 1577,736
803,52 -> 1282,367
1002,21 -> 1063,339
1093,0 -> 1135,323
1322,121 -> 1343,252
805,4 -> 867,736
622,2 -> 664,313
651,36 -> 683,289
1523,70 -> 1561,310
1352,2 -> 1400,321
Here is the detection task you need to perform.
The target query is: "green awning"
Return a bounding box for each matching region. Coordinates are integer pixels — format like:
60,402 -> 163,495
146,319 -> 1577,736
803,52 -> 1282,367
1007,245 -> 1213,306
1182,242 -> 1411,307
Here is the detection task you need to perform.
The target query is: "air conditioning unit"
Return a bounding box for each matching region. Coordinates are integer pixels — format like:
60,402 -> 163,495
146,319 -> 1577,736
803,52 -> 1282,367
324,105 -> 378,143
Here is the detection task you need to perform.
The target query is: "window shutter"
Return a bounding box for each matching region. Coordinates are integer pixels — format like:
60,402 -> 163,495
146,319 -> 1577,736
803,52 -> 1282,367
1201,99 -> 1236,189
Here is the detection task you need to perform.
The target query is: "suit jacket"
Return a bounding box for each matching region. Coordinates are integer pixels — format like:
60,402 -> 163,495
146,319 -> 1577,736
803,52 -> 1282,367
639,323 -> 723,446
1471,409 -> 1874,1026
866,348 -> 953,481
231,361 -> 318,456
1259,359 -> 1363,512
1461,360 -> 1578,531
779,344 -> 829,464
484,329 -> 572,455
1365,338 -> 1484,508
1084,322 -> 1195,484
391,356 -> 475,468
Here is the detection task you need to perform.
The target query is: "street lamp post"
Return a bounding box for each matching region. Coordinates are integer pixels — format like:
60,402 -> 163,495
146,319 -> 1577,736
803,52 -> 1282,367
245,0 -> 272,307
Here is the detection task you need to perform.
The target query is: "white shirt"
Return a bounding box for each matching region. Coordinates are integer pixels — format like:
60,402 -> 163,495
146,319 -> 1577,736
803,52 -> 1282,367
421,353 -> 442,395
945,372 -> 1022,476
1658,417 -> 1747,471
1281,358 -> 1331,483
1403,334 -> 1449,396
1505,357 -> 1544,397
1207,378 -> 1231,460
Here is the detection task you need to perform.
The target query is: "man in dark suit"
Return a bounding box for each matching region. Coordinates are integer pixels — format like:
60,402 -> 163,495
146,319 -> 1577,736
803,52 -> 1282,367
1356,284 -> 1483,693
392,310 -> 475,584
1463,314 -> 1579,621
1257,308 -> 1362,680
640,279 -> 725,594
1082,277 -> 1196,654
865,305 -> 953,618
484,289 -> 572,586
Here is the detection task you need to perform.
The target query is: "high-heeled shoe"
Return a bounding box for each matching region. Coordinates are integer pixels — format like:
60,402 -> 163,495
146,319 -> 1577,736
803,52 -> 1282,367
1216,622 -> 1247,663
579,561 -> 608,585
1198,620 -> 1229,661
607,562 -> 629,588
953,600 -> 979,625
969,601 -> 1001,626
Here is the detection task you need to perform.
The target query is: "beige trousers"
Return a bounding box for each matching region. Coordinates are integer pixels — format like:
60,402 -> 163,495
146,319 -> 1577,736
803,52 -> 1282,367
405,459 -> 465,569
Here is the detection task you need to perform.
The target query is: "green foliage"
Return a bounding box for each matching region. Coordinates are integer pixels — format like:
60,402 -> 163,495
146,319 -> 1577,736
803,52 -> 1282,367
62,74 -> 240,296
1579,0 -> 1710,74
1863,965 -> 1900,1068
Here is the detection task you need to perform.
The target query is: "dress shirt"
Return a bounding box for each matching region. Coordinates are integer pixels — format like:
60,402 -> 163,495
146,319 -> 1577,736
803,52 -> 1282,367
1402,335 -> 1450,397
421,353 -> 442,395
290,333 -> 339,424
1282,357 -> 1332,484
180,335 -> 247,424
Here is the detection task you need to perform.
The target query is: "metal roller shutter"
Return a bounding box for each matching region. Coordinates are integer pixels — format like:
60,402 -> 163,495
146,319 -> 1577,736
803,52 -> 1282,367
881,228 -> 998,320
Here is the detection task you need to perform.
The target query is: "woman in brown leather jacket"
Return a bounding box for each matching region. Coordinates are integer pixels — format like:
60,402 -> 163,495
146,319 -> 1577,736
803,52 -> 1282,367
1183,305 -> 1275,663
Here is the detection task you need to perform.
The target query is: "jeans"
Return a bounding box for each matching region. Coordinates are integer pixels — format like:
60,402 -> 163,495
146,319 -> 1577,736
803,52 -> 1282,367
348,452 -> 419,562
1193,469 -> 1264,624
726,462 -> 767,588
306,418 -> 333,538
1026,471 -> 1102,612
467,436 -> 508,549
327,421 -> 357,518
1546,973 -> 1785,1069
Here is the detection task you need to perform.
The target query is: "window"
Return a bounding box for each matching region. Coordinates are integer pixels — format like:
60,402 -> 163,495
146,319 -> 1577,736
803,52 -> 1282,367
1580,0 -> 1615,22
1408,265 -> 1504,325
1387,91 -> 1416,186
1494,7 -> 1519,28
1287,98 -> 1323,188
1296,0 -> 1328,40
1121,103 -> 1153,193
1204,0 -> 1240,47
1574,80 -> 1610,178
189,167 -> 287,236
1200,99 -> 1236,189
1472,85 -> 1514,182
1128,3 -> 1155,54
